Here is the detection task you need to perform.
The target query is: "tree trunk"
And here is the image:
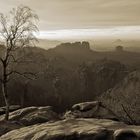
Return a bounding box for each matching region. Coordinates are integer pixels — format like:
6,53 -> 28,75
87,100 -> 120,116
1,81 -> 10,121
1,62 -> 10,121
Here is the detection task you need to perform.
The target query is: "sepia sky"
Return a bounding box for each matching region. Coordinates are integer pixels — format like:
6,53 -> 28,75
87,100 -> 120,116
0,0 -> 140,39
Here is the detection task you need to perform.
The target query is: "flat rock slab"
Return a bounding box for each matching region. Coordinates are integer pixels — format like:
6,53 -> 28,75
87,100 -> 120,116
0,118 -> 140,140
0,106 -> 58,126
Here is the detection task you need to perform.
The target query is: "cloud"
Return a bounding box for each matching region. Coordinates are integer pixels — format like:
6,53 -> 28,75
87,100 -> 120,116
0,0 -> 140,31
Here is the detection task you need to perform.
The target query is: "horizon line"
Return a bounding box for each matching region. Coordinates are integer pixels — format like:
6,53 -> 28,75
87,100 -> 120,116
36,26 -> 140,40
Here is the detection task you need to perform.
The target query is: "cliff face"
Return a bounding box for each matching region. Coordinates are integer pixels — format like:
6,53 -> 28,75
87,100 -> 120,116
0,118 -> 140,140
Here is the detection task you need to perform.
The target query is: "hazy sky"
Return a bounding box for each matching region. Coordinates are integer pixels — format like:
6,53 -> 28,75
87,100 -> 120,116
0,0 -> 140,39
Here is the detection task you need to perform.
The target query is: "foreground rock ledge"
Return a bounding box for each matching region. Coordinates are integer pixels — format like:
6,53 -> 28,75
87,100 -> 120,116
0,106 -> 58,126
0,118 -> 140,140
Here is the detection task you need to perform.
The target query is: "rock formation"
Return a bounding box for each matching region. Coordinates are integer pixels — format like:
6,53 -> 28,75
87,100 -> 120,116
64,101 -> 119,121
100,71 -> 140,125
0,106 -> 59,126
0,118 -> 140,140
0,105 -> 21,115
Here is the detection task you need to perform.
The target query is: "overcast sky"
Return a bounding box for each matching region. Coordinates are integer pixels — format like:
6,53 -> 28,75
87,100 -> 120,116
0,0 -> 140,39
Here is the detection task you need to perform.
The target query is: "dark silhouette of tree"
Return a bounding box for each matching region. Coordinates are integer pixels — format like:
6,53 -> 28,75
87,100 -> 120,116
0,5 -> 39,120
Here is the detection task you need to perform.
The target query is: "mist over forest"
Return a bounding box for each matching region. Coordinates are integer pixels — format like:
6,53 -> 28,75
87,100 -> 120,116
0,41 -> 140,115
37,38 -> 140,52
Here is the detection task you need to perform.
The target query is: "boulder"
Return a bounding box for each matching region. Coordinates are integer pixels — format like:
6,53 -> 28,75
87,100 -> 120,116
0,118 -> 140,140
64,101 -> 118,120
72,101 -> 100,111
114,129 -> 139,140
0,106 -> 59,126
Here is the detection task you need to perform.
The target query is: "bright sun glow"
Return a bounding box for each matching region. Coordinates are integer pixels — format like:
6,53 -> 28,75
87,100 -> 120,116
36,26 -> 140,40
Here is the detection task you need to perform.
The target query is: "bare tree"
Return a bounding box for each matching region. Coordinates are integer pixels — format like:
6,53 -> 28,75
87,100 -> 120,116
0,5 -> 39,120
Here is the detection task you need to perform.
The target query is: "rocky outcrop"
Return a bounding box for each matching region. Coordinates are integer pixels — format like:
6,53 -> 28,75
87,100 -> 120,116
56,41 -> 91,50
114,129 -> 139,140
0,120 -> 22,137
0,105 -> 21,115
100,71 -> 140,125
72,101 -> 100,111
0,106 -> 58,126
64,101 -> 119,121
0,105 -> 140,139
0,118 -> 140,140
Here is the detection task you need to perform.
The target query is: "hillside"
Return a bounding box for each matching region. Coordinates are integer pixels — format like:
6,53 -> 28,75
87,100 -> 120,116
0,42 -> 140,139
45,42 -> 140,68
100,71 -> 140,125
1,41 -> 139,68
1,42 -> 140,112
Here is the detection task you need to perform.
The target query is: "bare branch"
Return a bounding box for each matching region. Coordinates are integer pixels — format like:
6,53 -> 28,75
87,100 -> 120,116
121,104 -> 136,125
0,13 -> 9,39
100,102 -> 121,121
0,5 -> 39,121
6,54 -> 17,65
7,70 -> 37,80
8,54 -> 17,62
